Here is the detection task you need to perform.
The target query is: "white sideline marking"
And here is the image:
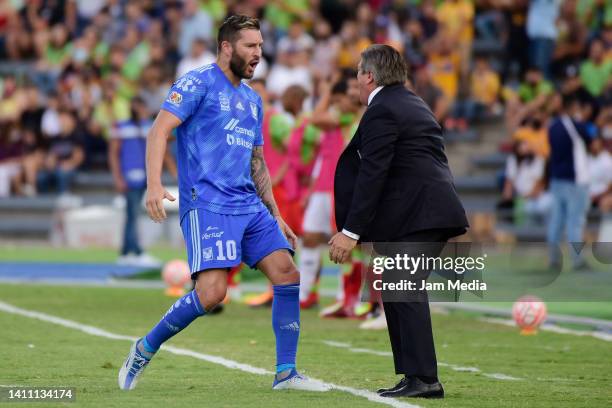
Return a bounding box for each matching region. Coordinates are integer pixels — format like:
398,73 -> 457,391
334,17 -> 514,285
0,301 -> 419,408
322,340 -> 522,381
479,318 -> 612,342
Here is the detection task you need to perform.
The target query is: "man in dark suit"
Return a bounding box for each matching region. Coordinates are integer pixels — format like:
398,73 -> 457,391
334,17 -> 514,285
329,45 -> 468,399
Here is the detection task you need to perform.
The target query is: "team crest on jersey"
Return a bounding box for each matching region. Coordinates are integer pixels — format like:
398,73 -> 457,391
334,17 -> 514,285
167,91 -> 182,106
250,102 -> 258,120
202,247 -> 213,261
219,92 -> 230,111
236,101 -> 245,111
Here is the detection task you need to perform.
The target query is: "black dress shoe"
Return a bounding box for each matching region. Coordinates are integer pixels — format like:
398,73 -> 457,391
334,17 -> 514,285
379,377 -> 444,399
376,377 -> 408,394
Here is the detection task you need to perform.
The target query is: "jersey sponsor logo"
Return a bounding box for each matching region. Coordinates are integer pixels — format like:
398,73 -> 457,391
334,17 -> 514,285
206,226 -> 219,231
202,246 -> 213,261
219,92 -> 230,111
250,102 -> 258,120
167,91 -> 182,106
223,118 -> 255,137
224,118 -> 240,131
226,134 -> 253,149
236,100 -> 245,110
202,230 -> 224,240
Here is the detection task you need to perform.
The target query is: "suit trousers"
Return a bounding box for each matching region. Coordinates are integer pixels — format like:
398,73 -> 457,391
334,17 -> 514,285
381,228 -> 458,379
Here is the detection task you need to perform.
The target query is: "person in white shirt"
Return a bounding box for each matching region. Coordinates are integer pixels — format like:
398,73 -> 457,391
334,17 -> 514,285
588,137 -> 612,212
502,140 -> 551,216
175,37 -> 216,78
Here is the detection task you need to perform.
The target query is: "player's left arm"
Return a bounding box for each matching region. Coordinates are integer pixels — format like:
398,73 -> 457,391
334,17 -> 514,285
251,146 -> 297,248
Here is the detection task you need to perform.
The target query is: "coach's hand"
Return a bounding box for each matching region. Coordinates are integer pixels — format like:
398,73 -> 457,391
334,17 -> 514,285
328,232 -> 357,264
146,184 -> 176,223
276,216 -> 298,249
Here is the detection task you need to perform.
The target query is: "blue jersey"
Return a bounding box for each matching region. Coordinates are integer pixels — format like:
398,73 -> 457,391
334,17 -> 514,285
112,119 -> 151,189
161,63 -> 266,221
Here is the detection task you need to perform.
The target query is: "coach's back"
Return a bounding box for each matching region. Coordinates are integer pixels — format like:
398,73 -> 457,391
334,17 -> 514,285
334,83 -> 468,242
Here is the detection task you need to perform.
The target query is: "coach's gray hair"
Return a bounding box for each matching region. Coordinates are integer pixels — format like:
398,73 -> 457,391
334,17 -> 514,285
359,44 -> 408,86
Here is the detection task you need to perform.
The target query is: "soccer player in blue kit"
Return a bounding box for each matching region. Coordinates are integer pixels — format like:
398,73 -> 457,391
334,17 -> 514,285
118,15 -> 329,392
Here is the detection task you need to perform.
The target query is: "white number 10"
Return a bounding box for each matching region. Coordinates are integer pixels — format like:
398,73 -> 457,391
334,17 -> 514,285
215,240 -> 237,260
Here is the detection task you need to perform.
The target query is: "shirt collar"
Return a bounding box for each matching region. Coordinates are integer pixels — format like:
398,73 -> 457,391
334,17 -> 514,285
368,86 -> 384,105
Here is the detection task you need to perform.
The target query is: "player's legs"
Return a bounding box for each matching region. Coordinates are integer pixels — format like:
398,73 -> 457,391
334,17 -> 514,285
299,192 -> 333,302
119,208 -> 245,390
242,211 -> 329,391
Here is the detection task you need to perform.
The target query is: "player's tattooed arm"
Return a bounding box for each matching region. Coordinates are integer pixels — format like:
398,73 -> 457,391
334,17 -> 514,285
251,146 -> 280,217
251,146 -> 298,248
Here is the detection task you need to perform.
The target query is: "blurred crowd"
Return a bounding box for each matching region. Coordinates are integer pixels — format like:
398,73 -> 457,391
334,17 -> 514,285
0,0 -> 610,208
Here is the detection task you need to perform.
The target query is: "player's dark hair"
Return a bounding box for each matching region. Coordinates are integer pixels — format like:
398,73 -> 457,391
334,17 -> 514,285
217,15 -> 260,52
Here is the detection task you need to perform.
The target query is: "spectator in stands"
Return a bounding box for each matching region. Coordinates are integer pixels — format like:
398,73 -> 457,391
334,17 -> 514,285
579,38 -> 612,99
266,48 -> 312,101
337,19 -> 371,70
311,19 -> 340,80
506,66 -> 555,132
587,136 -> 612,212
547,95 -> 593,271
0,123 -> 23,197
277,19 -> 314,56
427,33 -> 461,105
175,37 -> 215,78
413,64 -> 450,123
436,0 -> 474,75
512,111 -> 551,159
109,97 -> 163,267
502,140 -> 550,219
552,0 -> 588,78
526,0 -> 561,79
448,56 -> 501,130
401,17 -> 428,69
139,65 -> 171,117
178,0 -> 213,57
36,110 -> 84,194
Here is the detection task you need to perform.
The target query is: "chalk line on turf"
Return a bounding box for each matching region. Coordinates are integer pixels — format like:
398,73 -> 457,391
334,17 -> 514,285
0,301 -> 420,408
479,317 -> 612,342
322,340 -> 523,381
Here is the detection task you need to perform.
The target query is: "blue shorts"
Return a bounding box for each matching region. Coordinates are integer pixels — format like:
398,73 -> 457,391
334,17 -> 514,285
181,208 -> 293,275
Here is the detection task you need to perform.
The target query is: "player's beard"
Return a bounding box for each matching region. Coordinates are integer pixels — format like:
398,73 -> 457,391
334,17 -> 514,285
229,51 -> 255,80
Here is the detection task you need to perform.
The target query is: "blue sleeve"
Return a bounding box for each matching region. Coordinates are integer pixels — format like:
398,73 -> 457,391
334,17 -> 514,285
161,73 -> 207,122
254,97 -> 264,146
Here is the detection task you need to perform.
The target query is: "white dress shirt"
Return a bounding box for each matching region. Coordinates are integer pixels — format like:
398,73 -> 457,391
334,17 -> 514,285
341,86 -> 385,241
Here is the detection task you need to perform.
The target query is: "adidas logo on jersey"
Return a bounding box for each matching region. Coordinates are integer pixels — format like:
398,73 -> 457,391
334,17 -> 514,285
236,101 -> 245,110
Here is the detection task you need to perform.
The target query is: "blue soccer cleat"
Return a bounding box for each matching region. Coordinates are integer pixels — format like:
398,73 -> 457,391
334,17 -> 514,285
118,338 -> 154,390
272,368 -> 331,392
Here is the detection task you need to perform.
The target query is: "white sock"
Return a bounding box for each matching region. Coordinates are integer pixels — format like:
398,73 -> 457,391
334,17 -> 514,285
298,246 -> 321,301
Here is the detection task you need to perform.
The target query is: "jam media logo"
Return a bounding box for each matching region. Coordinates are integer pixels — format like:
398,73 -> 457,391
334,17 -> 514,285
167,91 -> 182,106
219,92 -> 230,111
249,102 -> 258,120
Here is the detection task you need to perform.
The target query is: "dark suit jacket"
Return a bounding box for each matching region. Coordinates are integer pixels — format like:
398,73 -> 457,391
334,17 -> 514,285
334,83 -> 468,242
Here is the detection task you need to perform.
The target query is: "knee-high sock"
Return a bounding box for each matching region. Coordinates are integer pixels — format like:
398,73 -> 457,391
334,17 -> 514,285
298,246 -> 321,301
144,290 -> 205,352
272,284 -> 300,372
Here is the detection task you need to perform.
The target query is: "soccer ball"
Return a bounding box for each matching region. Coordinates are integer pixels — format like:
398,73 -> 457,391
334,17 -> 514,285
162,259 -> 191,297
512,295 -> 547,335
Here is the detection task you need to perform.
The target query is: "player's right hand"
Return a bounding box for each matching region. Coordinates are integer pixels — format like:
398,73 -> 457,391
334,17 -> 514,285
145,184 -> 176,223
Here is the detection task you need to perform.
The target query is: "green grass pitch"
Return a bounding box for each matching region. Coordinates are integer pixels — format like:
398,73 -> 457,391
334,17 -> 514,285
1,283 -> 611,408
